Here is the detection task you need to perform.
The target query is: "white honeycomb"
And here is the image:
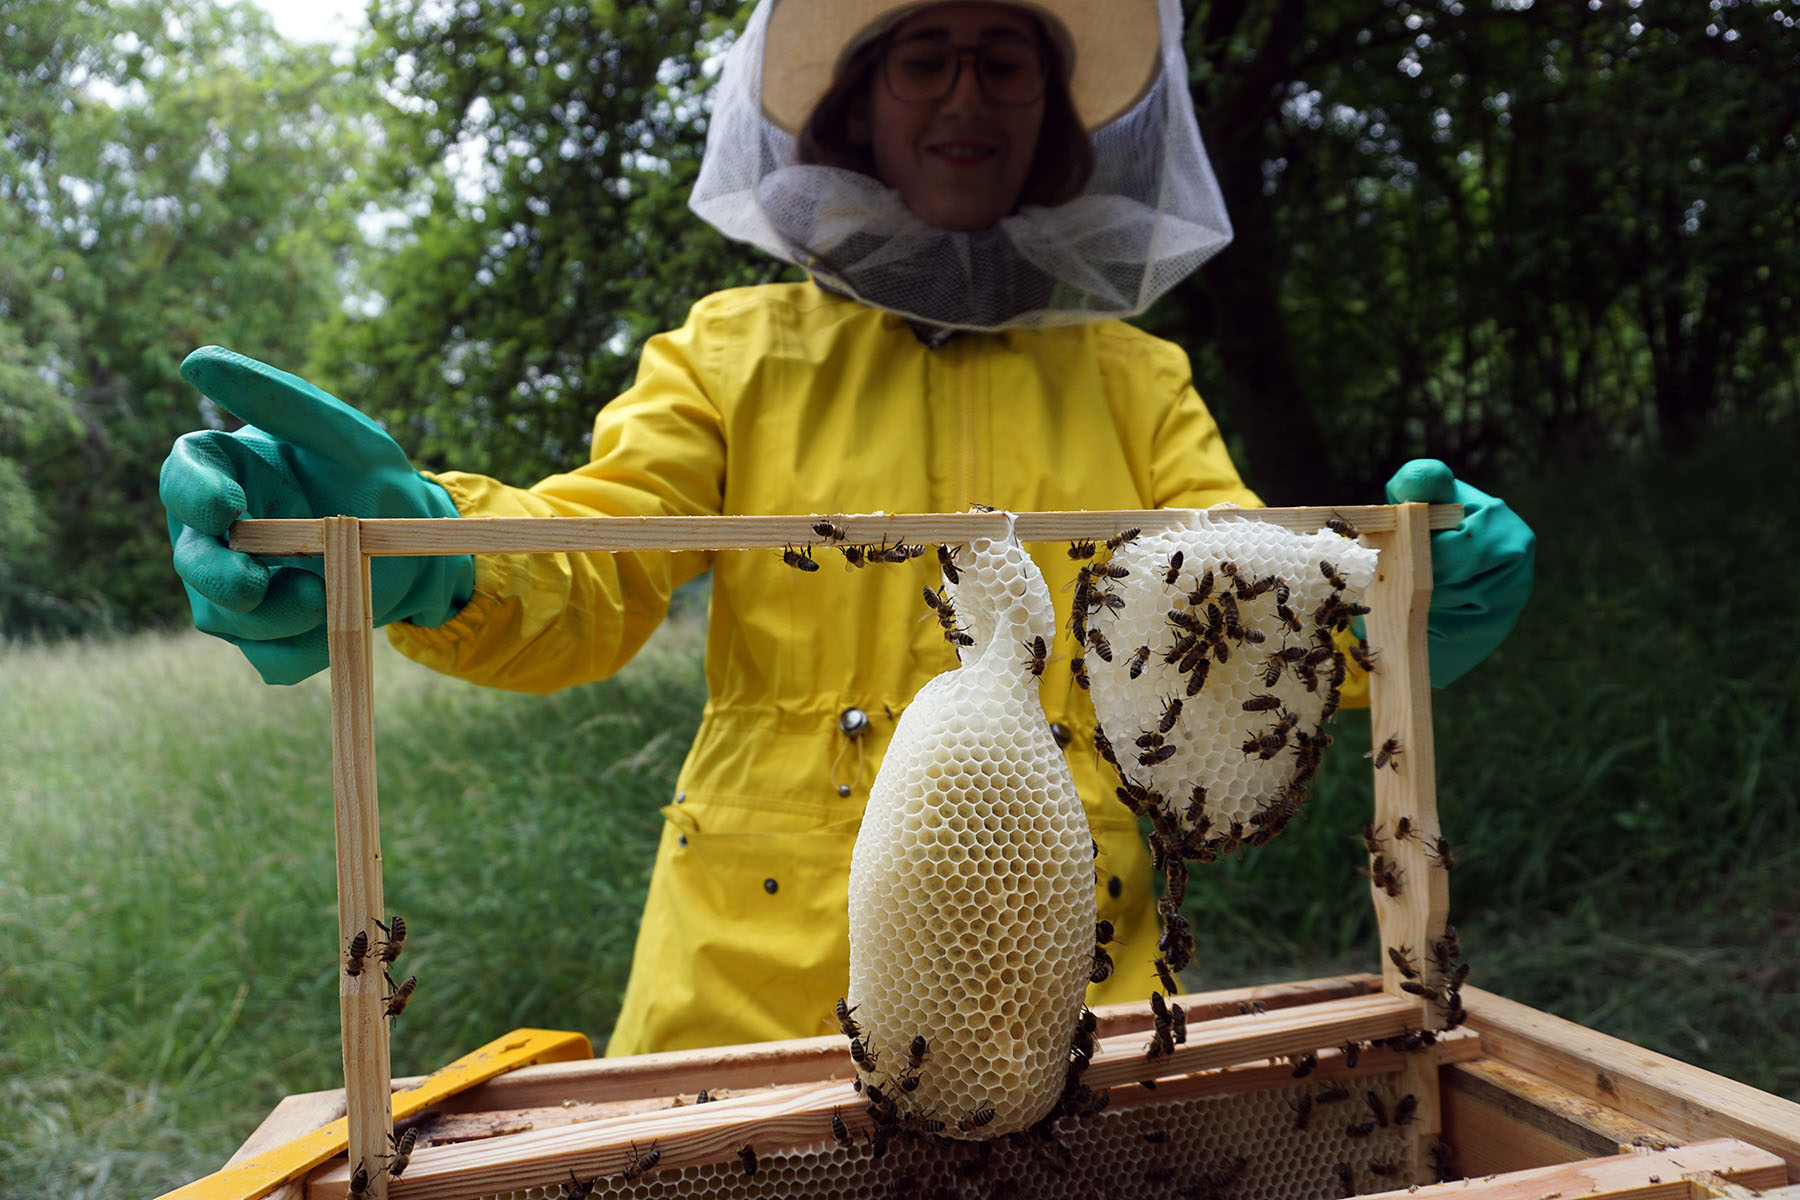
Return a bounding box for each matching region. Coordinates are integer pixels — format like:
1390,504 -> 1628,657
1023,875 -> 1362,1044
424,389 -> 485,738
844,528 -> 1097,1139
469,1071 -> 1422,1199
1083,513 -> 1378,845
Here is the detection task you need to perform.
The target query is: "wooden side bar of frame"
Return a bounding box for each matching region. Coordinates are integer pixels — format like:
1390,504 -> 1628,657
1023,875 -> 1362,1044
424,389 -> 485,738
325,518 -> 394,1200
1361,502 -> 1451,1183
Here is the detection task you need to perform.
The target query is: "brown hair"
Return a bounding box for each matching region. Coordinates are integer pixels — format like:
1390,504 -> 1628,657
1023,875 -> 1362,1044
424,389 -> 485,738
795,20 -> 1095,212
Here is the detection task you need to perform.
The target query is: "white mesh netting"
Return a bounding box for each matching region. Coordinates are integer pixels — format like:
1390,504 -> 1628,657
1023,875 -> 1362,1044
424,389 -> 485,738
689,0 -> 1234,331
845,529 -> 1097,1139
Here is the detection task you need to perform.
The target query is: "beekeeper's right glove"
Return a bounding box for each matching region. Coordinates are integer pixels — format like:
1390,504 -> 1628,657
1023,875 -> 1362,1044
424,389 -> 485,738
160,346 -> 473,685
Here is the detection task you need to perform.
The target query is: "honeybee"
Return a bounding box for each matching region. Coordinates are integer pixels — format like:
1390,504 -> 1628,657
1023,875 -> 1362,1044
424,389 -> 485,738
1392,816 -> 1415,843
936,543 -> 961,584
1340,1040 -> 1363,1068
1093,727 -> 1120,768
1349,640 -> 1378,672
1368,736 -> 1403,771
1316,1083 -> 1351,1104
841,544 -> 869,568
849,1037 -> 877,1070
1162,550 -> 1185,584
348,1165 -> 372,1199
1360,823 -> 1385,855
781,544 -> 820,571
831,1108 -> 852,1146
1070,655 -> 1090,690
387,1126 -> 419,1178
836,997 -> 861,1039
908,1035 -> 928,1071
1395,1093 -> 1419,1125
1158,696 -> 1183,733
383,972 -> 417,1018
1429,1139 -> 1455,1182
1188,569 -> 1215,606
812,520 -> 847,544
1242,693 -> 1282,712
1067,539 -> 1097,560
1387,944 -> 1420,979
1086,628 -> 1114,663
1427,835 -> 1457,870
737,1144 -> 758,1176
1344,1121 -> 1375,1139
1095,919 -> 1115,946
696,1088 -> 712,1103
1320,560 -> 1348,589
1126,644 -> 1152,679
1105,527 -> 1141,551
1335,1161 -> 1355,1198
1290,1051 -> 1318,1078
1093,561 -> 1130,580
1155,957 -> 1180,994
344,930 -> 370,977
376,915 -> 406,965
1021,636 -> 1048,677
1139,743 -> 1177,767
1289,1093 -> 1314,1130
1185,661 -> 1210,697
1090,945 -> 1115,983
923,584 -> 953,620
621,1140 -> 662,1182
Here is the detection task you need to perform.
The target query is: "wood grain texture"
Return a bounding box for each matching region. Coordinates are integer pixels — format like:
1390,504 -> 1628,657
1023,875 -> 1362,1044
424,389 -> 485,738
1466,987 -> 1800,1180
1441,1058 -> 1682,1177
1357,1139 -> 1786,1200
229,505 -> 1464,556
325,518 -> 392,1200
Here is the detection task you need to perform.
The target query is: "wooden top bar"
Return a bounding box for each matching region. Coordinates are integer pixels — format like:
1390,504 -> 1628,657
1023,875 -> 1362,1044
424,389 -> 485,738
229,504 -> 1463,557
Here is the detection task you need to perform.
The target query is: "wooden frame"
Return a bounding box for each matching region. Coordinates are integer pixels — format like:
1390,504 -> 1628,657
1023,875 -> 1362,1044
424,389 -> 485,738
170,503 -> 1800,1200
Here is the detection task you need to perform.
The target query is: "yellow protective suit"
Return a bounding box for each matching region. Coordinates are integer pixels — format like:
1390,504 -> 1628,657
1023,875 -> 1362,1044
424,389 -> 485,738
388,281 -> 1362,1057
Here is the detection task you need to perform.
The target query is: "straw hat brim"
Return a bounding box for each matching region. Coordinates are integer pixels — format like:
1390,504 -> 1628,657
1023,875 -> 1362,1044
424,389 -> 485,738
761,0 -> 1161,135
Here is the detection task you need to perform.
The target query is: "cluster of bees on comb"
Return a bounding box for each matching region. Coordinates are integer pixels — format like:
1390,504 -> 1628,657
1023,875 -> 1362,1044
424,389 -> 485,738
1070,519 -> 1379,989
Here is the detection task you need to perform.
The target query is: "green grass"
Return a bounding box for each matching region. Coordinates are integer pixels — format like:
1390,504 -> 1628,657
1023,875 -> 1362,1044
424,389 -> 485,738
3,424 -> 1796,1197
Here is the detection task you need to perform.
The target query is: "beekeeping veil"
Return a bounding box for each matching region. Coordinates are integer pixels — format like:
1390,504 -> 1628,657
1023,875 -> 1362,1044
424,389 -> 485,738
689,0 -> 1234,332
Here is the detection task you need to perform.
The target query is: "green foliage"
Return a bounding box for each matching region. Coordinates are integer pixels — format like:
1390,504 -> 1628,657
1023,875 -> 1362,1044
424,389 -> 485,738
0,0 -> 381,635
1154,1 -> 1800,500
313,0 -> 779,482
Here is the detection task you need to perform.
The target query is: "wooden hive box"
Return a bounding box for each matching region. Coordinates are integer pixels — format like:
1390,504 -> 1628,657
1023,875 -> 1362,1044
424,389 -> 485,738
159,507 -> 1800,1200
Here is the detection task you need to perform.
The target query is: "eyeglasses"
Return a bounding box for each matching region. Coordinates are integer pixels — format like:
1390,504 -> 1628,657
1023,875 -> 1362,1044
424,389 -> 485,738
879,35 -> 1049,107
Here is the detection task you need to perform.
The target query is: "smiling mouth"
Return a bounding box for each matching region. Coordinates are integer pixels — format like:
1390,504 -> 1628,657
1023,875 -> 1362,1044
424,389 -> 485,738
928,143 -> 999,165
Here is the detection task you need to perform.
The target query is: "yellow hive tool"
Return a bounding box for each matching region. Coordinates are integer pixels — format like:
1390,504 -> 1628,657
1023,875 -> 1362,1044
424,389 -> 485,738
154,1028 -> 592,1200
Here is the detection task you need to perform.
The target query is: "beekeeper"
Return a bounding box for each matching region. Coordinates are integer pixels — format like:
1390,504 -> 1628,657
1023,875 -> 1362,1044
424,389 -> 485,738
160,0 -> 1534,1056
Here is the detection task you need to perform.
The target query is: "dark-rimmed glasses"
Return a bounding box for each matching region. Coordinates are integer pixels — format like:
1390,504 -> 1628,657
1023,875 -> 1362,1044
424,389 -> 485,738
880,35 -> 1049,107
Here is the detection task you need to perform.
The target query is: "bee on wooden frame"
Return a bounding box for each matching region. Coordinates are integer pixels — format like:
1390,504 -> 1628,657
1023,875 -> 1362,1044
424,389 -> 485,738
387,1126 -> 419,1178
344,930 -> 370,977
780,544 -> 820,572
1105,526 -> 1141,551
936,543 -> 961,584
1368,736 -> 1403,771
383,971 -> 417,1019
812,520 -> 847,544
376,914 -> 405,965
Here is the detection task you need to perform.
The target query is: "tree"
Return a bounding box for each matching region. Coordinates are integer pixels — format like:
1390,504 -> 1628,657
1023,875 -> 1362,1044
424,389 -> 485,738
1,0 -> 382,633
315,0 -> 775,484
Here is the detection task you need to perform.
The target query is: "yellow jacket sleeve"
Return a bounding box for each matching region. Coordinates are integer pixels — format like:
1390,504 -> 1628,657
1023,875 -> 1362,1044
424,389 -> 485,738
385,313 -> 725,694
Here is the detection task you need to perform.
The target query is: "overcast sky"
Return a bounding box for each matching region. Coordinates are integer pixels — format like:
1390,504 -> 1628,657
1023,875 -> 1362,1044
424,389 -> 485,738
249,0 -> 368,51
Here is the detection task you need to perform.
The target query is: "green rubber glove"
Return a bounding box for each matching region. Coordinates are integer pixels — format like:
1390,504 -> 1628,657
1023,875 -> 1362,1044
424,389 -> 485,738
160,346 -> 474,685
1386,459 -> 1535,688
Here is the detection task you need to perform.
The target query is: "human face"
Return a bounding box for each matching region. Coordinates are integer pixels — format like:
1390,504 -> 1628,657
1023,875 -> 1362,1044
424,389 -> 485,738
854,3 -> 1048,232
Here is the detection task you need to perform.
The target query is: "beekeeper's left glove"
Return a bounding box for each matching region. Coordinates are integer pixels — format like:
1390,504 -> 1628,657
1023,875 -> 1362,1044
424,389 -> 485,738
160,346 -> 473,685
1386,459 -> 1535,688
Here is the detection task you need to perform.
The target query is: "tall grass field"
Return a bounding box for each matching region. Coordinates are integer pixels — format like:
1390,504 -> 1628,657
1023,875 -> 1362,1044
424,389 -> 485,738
2,428 -> 1795,1198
